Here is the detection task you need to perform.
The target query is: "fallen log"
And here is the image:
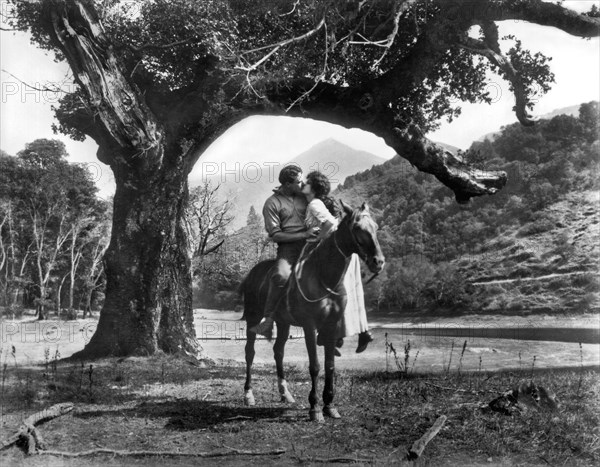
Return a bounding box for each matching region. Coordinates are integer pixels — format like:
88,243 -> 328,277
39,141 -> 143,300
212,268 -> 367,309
0,403 -> 74,453
407,415 -> 447,460
37,447 -> 286,458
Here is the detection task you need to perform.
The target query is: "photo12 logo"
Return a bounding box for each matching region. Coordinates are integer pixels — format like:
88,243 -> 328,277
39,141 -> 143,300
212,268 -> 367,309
200,161 -> 340,184
1,80 -> 77,105
1,321 -> 97,345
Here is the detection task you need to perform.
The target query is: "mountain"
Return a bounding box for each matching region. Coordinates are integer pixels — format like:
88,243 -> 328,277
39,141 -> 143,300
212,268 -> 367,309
286,138 -> 387,188
477,103 -> 586,142
432,141 -> 460,154
192,139 -> 388,230
538,104 -> 581,120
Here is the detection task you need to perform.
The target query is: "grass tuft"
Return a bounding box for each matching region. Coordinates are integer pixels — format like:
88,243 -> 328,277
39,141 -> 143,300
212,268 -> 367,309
0,346 -> 598,466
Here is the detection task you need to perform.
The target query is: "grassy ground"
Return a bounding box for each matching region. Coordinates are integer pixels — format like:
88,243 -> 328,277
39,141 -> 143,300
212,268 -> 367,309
1,348 -> 599,466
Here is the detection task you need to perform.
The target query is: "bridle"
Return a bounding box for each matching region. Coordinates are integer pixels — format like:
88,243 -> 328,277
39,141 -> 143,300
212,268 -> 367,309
335,212 -> 380,285
294,210 -> 379,302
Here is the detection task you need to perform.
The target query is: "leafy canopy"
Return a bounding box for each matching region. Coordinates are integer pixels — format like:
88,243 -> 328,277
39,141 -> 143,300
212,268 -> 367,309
9,0 -> 558,141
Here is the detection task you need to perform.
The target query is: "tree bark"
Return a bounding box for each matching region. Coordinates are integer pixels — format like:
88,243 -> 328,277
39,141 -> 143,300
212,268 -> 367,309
39,2 -> 197,358
35,0 -> 598,357
75,147 -> 198,358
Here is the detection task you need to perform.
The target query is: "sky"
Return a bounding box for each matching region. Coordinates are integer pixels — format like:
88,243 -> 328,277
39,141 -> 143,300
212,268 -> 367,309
1,1 -> 599,199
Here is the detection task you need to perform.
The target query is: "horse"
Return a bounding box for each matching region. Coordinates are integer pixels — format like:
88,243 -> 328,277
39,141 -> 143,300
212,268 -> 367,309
239,200 -> 385,421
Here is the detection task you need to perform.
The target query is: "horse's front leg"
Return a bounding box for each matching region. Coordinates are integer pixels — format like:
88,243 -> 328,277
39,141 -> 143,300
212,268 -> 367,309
244,325 -> 257,406
322,326 -> 341,419
274,322 -> 295,403
304,326 -> 324,422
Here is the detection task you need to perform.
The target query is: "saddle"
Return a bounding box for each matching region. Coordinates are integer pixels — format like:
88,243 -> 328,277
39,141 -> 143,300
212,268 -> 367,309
274,241 -> 344,327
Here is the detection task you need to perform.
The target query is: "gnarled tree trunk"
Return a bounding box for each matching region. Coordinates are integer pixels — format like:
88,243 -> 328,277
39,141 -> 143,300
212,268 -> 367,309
80,147 -> 197,357
40,2 -> 198,358
30,0 -> 597,358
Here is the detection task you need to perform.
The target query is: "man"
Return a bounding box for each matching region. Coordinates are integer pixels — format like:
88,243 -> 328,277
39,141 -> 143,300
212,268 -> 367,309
250,164 -> 318,337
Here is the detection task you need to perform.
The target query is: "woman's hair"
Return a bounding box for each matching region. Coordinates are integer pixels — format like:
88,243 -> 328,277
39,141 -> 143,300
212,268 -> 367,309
306,171 -> 340,217
278,164 -> 302,184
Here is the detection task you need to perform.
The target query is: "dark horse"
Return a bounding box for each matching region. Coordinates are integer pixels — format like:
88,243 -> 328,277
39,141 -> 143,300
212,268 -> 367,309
240,201 -> 385,421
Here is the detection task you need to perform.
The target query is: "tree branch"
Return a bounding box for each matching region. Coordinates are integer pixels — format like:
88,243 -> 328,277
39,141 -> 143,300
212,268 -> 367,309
458,27 -> 534,126
202,239 -> 225,256
130,38 -> 192,53
265,78 -> 506,202
43,0 -> 163,156
240,17 -> 326,56
38,447 -> 285,458
1,403 -> 74,452
470,0 -> 600,38
1,68 -> 67,93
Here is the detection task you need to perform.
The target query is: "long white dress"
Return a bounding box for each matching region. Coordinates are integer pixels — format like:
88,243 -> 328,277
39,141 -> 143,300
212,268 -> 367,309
305,199 -> 369,337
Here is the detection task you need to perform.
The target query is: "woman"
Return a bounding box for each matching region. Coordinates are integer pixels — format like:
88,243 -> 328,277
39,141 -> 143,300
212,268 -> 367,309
301,171 -> 373,353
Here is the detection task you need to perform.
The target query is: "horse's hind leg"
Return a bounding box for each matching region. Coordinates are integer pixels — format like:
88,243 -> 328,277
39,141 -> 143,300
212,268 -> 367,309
244,328 -> 257,406
322,331 -> 341,419
304,327 -> 324,422
274,322 -> 295,403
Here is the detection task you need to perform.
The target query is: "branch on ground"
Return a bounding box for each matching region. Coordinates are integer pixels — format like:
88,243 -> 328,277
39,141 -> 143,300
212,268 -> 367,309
37,447 -> 286,458
0,403 -> 74,454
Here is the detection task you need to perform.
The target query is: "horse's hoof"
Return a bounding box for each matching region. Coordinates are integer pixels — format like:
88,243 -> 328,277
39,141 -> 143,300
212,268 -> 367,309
309,409 -> 325,423
280,392 -> 296,404
244,391 -> 256,406
323,406 -> 341,419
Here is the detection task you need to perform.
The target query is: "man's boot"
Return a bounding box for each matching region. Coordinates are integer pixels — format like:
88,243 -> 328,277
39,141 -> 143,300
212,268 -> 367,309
249,284 -> 284,339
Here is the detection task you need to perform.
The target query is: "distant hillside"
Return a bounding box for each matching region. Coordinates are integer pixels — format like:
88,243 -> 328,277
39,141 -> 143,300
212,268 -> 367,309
334,101 -> 600,314
287,138 -> 387,187
460,190 -> 599,313
195,139 -> 388,230
432,141 -> 460,154
477,103 -> 586,142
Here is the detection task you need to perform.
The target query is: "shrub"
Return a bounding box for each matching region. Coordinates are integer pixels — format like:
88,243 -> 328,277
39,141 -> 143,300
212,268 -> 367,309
425,262 -> 473,308
572,273 -> 600,291
579,292 -> 599,311
3,304 -> 25,318
60,308 -> 78,320
549,277 -> 571,289
382,255 -> 435,309
507,299 -> 525,311
517,218 -> 555,237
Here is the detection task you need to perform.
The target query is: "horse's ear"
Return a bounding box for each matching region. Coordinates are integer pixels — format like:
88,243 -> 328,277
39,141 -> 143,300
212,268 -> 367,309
339,199 -> 353,216
360,202 -> 369,212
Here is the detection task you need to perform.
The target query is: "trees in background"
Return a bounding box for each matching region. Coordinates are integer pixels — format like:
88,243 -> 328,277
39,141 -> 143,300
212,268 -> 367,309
6,0 -> 598,356
0,140 -> 109,319
341,103 -> 600,310
186,182 -> 233,266
191,204 -> 271,309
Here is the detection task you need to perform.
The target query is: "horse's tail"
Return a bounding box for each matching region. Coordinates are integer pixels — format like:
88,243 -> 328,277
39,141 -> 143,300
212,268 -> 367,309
239,259 -> 275,322
237,273 -> 251,321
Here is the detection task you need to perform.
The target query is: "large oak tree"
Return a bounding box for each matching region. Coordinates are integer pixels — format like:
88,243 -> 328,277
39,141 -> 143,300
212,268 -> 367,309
6,0 -> 599,357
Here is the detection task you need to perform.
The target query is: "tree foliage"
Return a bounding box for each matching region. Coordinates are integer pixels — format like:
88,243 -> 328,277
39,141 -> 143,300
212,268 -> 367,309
7,0 -> 597,201
339,103 -> 600,310
0,140 -> 108,318
4,0 -> 598,355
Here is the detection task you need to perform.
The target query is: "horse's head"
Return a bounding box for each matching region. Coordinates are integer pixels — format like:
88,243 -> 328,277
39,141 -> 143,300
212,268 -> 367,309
338,200 -> 385,274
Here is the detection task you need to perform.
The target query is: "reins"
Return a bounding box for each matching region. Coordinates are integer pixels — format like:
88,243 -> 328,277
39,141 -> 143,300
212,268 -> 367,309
294,211 -> 380,302
294,229 -> 348,303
